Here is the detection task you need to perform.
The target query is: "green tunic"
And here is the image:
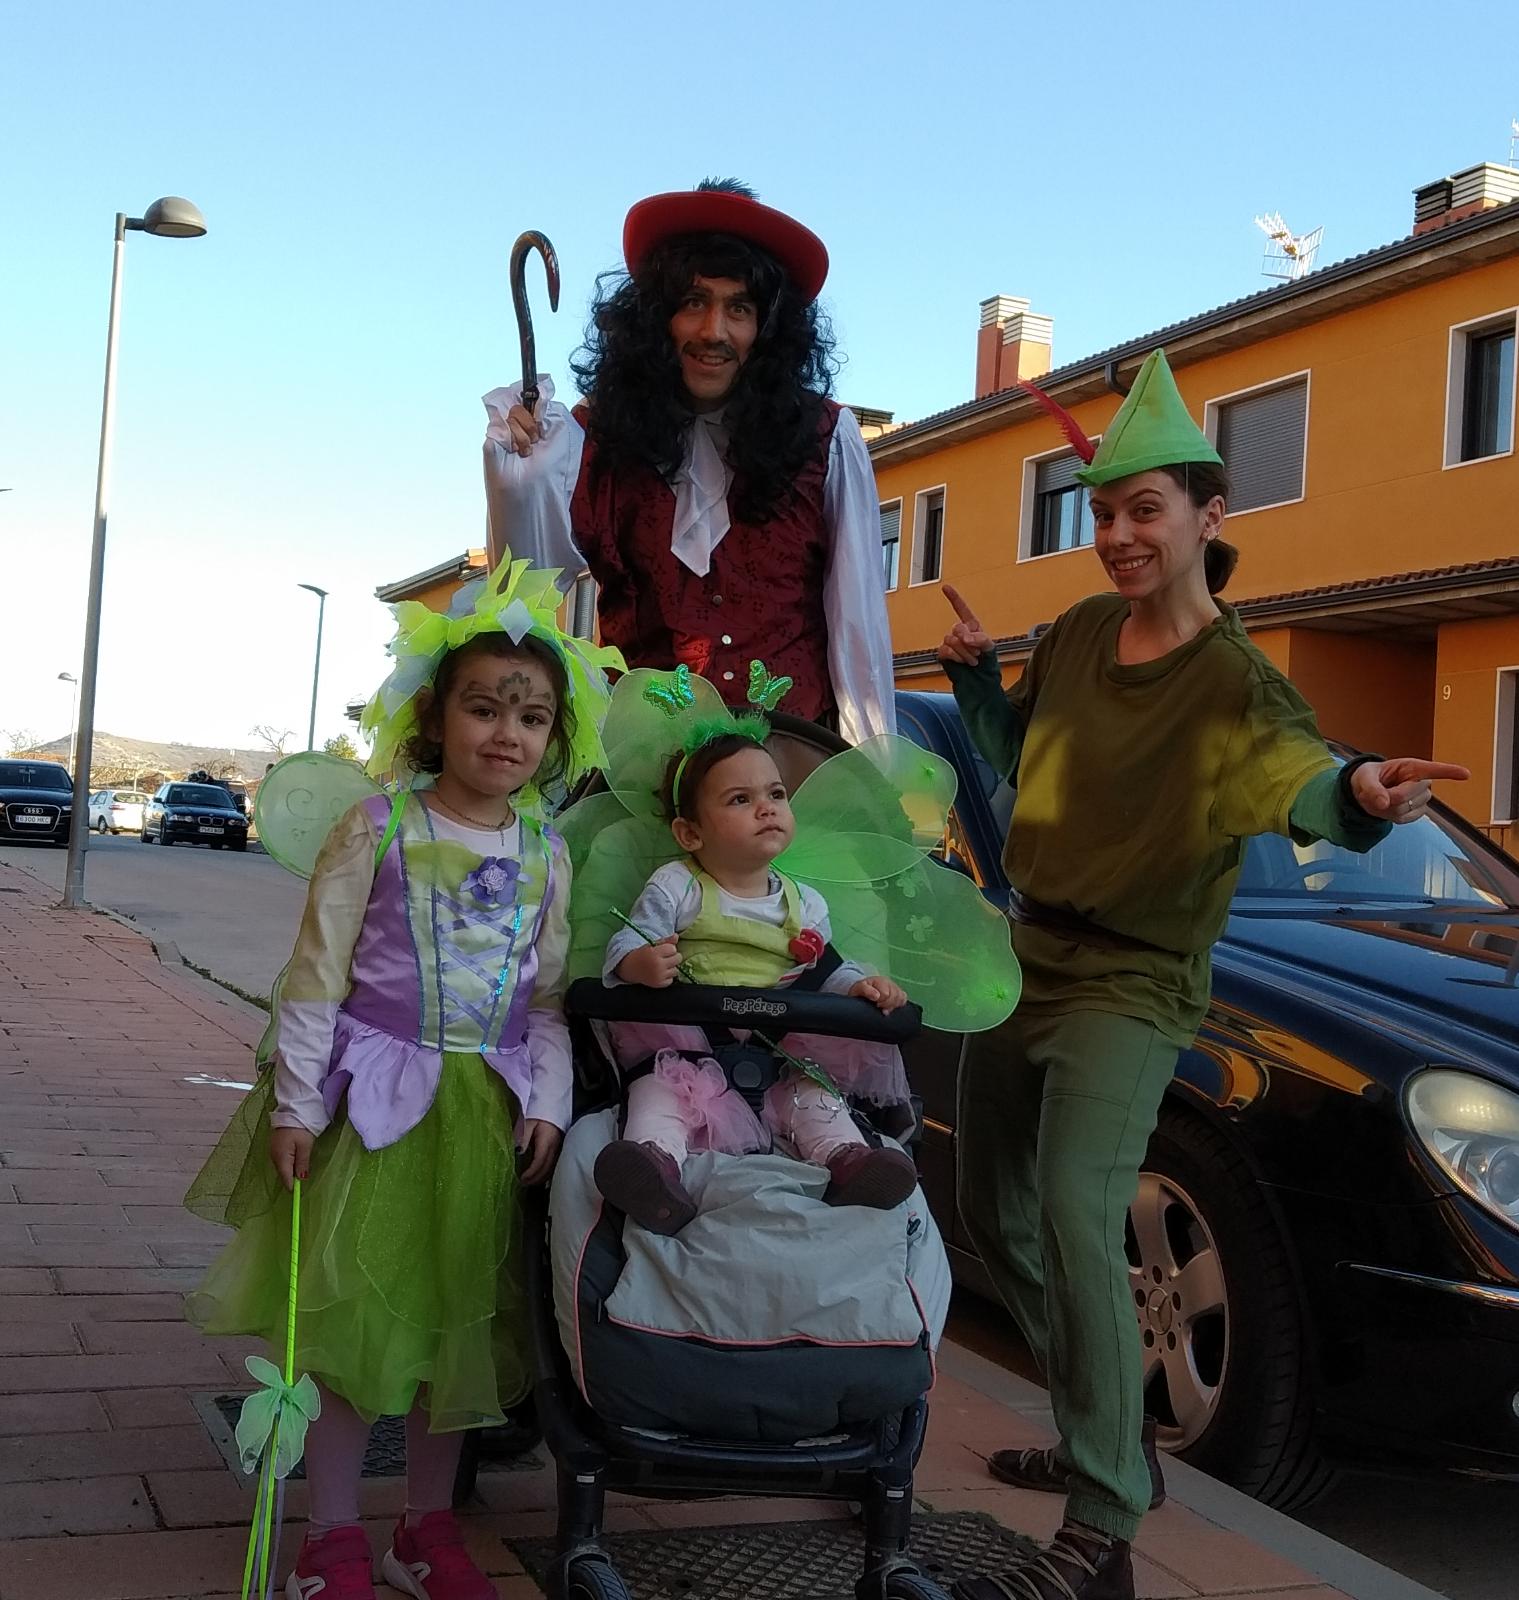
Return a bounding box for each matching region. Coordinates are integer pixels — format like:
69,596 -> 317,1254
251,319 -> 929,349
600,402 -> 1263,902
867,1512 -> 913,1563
947,593 -> 1389,1043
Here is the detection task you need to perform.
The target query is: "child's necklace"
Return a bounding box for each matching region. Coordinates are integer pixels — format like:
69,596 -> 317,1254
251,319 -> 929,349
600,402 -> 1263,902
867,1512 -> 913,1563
429,793 -> 513,833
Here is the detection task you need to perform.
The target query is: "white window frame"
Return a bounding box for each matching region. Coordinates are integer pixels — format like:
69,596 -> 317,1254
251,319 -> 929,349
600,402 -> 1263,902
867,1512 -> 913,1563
1444,309 -> 1518,470
879,497 -> 903,593
1017,442 -> 1102,564
1202,369 -> 1311,517
909,484 -> 948,587
1493,666 -> 1519,824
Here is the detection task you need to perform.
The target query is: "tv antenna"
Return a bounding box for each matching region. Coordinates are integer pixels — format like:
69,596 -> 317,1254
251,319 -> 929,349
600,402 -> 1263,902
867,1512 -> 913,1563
1255,212 -> 1324,282
1509,118 -> 1519,168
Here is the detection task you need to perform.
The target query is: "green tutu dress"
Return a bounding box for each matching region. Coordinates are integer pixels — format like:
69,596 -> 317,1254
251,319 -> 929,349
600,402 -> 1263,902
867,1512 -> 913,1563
184,795 -> 572,1431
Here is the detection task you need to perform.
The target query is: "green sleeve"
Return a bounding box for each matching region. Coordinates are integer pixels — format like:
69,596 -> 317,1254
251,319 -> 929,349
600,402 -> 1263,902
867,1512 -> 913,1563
944,651 -> 1026,782
1215,658 -> 1344,840
1286,762 -> 1393,855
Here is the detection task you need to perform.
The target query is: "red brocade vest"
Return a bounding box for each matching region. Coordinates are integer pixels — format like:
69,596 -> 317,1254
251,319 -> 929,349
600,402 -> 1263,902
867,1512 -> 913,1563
569,401 -> 841,722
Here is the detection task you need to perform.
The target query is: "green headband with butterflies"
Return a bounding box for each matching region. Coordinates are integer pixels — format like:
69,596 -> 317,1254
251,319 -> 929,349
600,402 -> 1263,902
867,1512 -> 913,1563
646,661 -> 793,813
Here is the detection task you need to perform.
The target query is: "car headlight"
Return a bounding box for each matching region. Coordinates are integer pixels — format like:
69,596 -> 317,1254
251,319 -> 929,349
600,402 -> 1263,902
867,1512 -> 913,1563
1406,1069 -> 1519,1232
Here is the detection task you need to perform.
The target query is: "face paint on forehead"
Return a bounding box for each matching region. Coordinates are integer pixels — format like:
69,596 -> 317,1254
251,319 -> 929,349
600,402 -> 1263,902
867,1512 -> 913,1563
493,666 -> 556,710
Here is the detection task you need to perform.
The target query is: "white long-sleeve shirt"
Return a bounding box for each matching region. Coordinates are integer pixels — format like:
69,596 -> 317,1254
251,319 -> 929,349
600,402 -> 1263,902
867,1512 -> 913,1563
482,378 -> 897,745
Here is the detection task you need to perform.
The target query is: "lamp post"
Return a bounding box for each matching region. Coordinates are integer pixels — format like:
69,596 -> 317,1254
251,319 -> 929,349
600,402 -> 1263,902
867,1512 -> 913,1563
62,197 -> 206,911
57,672 -> 80,775
298,584 -> 328,751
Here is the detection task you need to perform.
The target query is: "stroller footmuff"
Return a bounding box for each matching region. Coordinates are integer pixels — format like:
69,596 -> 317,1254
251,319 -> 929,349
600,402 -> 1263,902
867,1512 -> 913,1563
552,1107 -> 949,1442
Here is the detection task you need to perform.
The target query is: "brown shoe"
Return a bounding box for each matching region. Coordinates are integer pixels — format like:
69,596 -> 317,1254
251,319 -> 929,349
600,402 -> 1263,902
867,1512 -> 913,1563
951,1523 -> 1134,1600
594,1140 -> 696,1235
986,1418 -> 1165,1512
822,1144 -> 917,1209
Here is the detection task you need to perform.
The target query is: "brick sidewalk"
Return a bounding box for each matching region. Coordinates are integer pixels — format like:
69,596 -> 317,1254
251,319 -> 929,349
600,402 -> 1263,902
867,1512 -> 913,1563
0,861 -> 1445,1600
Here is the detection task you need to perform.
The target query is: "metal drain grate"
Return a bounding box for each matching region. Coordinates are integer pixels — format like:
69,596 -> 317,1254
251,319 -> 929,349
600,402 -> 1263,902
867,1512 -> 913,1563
201,1395 -> 544,1480
509,1511 -> 1038,1599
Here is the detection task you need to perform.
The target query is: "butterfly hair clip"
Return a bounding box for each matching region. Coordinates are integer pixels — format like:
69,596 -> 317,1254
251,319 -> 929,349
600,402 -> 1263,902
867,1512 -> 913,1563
643,664 -> 696,716
747,660 -> 793,713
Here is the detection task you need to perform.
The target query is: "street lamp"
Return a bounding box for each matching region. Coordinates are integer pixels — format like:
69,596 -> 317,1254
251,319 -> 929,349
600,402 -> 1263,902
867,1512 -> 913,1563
62,197 -> 207,911
298,584 -> 328,751
57,673 -> 79,775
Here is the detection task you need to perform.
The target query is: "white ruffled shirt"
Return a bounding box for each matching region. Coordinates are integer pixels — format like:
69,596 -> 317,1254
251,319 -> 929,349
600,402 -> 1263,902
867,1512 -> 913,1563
482,377 -> 896,745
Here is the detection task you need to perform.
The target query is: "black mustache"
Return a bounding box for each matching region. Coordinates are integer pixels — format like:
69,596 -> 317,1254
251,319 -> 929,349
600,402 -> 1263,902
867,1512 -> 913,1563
684,343 -> 737,361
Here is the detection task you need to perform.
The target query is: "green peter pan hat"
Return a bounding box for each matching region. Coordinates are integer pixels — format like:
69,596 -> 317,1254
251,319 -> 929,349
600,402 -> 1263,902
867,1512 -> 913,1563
1074,349 -> 1223,487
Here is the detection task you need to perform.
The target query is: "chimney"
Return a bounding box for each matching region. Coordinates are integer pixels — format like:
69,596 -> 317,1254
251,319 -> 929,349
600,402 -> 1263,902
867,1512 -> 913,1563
976,295 -> 1054,399
1413,162 -> 1519,236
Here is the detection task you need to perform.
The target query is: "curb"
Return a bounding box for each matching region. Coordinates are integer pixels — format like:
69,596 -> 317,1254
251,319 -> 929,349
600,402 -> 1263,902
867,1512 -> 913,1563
937,1344 -> 1450,1600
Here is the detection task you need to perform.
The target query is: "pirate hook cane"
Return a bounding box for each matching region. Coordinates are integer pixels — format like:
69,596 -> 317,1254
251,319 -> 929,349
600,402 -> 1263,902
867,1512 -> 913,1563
510,230 -> 560,418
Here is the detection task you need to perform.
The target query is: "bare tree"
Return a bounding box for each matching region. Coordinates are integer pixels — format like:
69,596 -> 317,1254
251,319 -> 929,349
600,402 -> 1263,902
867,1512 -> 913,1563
3,728 -> 45,758
251,724 -> 295,760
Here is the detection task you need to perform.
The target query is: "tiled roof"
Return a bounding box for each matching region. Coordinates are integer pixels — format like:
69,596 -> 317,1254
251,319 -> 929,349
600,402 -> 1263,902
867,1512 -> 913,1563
1241,556 -> 1519,611
871,198 -> 1519,453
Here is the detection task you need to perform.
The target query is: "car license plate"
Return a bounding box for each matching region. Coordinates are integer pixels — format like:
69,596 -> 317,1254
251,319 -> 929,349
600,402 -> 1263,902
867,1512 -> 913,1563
16,814 -> 49,826
200,825 -> 225,835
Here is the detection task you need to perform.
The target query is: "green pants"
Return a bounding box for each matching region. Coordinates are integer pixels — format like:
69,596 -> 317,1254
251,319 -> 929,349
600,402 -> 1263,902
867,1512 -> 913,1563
957,1008 -> 1179,1542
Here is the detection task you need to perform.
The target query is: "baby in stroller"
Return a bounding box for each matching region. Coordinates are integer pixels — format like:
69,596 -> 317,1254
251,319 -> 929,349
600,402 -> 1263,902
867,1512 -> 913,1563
593,714 -> 921,1234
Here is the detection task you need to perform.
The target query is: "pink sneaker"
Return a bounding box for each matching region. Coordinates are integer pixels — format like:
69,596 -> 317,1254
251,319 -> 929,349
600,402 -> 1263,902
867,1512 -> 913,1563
380,1510 -> 495,1599
285,1524 -> 375,1599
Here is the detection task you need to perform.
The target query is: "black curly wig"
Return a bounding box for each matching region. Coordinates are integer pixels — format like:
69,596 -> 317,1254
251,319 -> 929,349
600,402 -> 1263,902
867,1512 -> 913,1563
569,179 -> 840,525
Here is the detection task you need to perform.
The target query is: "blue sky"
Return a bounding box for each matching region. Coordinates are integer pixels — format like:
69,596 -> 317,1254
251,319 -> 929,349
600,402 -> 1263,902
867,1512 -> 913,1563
3,0 -> 1515,754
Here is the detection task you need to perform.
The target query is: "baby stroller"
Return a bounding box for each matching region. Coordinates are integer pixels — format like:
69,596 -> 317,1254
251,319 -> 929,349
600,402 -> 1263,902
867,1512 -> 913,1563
517,967 -> 954,1600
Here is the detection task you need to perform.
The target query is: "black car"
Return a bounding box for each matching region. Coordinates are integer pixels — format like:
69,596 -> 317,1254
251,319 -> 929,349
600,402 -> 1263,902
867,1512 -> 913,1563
0,759 -> 74,846
140,781 -> 250,850
894,689 -> 1519,1509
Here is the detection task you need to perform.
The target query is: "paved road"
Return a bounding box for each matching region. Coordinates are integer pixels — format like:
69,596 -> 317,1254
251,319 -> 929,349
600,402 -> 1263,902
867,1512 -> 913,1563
0,832 -> 306,1002
5,831 -> 1516,1597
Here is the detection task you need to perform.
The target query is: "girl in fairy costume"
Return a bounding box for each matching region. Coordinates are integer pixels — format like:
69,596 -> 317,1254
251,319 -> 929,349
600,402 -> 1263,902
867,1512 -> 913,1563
185,557 -> 620,1600
558,664 -> 1024,1237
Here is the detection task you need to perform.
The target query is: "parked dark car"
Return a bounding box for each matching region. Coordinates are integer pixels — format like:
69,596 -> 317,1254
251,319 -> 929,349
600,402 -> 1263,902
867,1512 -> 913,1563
893,689 -> 1519,1509
140,782 -> 250,850
0,759 -> 74,846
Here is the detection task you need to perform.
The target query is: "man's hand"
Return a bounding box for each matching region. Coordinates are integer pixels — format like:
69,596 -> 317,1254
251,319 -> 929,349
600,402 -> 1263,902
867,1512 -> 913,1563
518,1119 -> 564,1186
1350,758 -> 1470,825
501,402 -> 544,457
269,1127 -> 315,1192
850,976 -> 908,1013
616,936 -> 683,988
938,584 -> 994,666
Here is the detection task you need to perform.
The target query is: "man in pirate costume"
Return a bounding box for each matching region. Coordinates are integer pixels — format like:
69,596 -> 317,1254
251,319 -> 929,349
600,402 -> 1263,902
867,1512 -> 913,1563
483,179 -> 895,744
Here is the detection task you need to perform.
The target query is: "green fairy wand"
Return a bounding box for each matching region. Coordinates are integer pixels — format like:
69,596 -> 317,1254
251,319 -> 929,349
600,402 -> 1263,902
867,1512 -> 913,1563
235,1178 -> 320,1600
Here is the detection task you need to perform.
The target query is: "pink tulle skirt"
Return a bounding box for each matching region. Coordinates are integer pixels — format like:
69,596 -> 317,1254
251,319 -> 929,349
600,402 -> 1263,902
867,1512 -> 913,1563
647,1052 -> 768,1155
609,1021 -> 911,1111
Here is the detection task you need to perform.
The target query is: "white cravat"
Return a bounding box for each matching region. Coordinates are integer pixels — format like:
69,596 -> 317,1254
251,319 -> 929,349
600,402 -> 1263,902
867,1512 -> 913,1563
669,411 -> 733,577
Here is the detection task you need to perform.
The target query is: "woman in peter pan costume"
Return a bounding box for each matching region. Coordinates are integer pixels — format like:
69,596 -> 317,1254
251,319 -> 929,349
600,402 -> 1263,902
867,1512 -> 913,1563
938,350 -> 1467,1600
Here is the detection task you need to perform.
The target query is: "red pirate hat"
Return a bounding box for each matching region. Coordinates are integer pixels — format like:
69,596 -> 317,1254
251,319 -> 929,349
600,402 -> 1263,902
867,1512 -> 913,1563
623,184 -> 829,303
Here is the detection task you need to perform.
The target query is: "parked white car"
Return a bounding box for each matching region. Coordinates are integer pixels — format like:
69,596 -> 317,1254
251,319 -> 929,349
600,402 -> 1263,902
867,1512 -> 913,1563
87,789 -> 150,835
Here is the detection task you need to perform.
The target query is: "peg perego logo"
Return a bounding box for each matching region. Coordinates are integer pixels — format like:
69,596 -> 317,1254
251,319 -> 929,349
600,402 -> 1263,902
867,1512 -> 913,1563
720,996 -> 788,1018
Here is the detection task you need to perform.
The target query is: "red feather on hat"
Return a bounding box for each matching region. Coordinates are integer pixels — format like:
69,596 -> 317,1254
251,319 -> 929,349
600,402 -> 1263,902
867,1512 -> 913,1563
1016,380 -> 1096,464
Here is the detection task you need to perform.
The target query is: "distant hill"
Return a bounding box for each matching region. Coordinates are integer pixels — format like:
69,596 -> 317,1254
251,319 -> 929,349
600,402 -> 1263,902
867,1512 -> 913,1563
9,733 -> 284,784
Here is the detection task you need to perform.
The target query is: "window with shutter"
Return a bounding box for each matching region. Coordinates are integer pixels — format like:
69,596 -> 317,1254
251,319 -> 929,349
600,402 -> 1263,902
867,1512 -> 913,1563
911,488 -> 946,583
1461,325 -> 1516,462
1214,378 -> 1308,513
879,501 -> 902,589
1032,451 -> 1095,556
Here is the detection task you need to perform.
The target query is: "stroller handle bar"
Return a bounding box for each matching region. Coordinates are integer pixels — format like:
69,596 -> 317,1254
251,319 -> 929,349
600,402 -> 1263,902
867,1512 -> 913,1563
565,978 -> 923,1045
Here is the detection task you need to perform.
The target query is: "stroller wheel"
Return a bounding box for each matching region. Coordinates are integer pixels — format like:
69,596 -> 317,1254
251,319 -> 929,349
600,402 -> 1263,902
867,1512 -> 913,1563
564,1556 -> 632,1600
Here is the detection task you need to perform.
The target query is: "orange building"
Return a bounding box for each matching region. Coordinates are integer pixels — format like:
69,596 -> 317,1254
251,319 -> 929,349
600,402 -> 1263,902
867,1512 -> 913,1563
874,163 -> 1519,852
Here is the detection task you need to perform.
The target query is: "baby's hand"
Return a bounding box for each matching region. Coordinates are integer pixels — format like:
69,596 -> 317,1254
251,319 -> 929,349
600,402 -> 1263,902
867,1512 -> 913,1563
617,936 -> 682,988
269,1127 -> 314,1191
850,976 -> 907,1013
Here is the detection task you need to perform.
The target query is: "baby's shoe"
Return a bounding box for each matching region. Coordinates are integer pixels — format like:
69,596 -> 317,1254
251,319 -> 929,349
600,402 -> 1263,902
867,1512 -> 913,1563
381,1510 -> 494,1599
594,1139 -> 697,1234
824,1144 -> 918,1210
285,1523 -> 374,1599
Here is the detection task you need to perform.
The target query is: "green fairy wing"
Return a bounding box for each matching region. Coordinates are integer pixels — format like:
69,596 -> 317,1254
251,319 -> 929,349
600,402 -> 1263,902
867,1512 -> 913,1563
776,735 -> 1020,1033
600,667 -> 731,820
254,753 -> 384,879
556,789 -> 684,981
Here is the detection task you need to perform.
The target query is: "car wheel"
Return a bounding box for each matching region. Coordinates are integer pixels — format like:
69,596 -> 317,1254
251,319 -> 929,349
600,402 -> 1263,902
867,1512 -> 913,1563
230,839 -> 247,852
1128,1105 -> 1335,1511
94,817 -> 108,835
159,825 -> 173,846
139,829 -> 149,844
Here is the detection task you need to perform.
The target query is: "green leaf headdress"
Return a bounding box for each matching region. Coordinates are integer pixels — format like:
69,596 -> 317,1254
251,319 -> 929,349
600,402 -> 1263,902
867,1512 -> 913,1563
360,548 -> 626,790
